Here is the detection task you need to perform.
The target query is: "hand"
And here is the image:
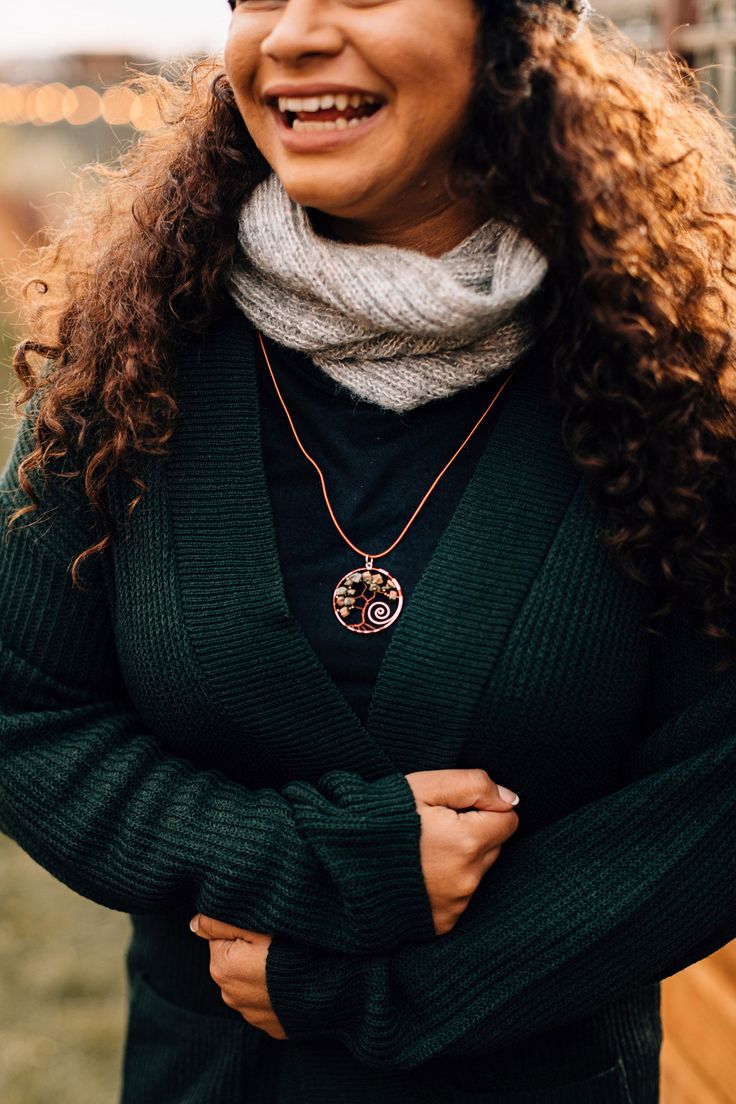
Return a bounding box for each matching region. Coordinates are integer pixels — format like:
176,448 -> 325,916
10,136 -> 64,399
189,914 -> 287,1040
405,768 -> 519,936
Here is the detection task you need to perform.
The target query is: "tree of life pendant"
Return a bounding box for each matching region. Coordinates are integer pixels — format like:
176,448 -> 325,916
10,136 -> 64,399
333,558 -> 403,633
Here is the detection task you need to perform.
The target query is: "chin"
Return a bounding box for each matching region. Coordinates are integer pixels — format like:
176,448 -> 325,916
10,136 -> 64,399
270,166 -> 376,219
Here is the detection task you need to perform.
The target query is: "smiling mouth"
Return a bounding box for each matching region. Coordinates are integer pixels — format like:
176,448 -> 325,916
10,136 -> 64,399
267,92 -> 385,132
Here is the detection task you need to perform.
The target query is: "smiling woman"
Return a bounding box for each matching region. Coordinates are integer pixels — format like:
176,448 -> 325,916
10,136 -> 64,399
3,1 -> 736,1103
223,0 -> 485,250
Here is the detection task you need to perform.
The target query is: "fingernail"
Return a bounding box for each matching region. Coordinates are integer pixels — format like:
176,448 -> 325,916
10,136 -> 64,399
498,785 -> 520,806
189,915 -> 200,933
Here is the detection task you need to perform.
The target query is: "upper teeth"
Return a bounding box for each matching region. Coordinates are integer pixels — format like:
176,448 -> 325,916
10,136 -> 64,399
277,93 -> 380,113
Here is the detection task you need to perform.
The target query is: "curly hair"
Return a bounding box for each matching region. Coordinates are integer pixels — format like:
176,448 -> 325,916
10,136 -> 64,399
9,4 -> 736,662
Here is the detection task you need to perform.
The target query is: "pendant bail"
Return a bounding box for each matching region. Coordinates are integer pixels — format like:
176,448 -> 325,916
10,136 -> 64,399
365,555 -> 374,570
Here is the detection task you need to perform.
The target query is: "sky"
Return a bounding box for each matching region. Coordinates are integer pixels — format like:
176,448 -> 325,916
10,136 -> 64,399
0,0 -> 231,60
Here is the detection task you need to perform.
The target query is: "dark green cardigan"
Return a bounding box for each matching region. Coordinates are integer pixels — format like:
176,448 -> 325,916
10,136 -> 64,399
1,311 -> 735,1104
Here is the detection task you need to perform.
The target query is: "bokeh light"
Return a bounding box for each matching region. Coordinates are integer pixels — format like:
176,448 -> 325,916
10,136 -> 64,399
0,80 -> 165,130
63,84 -> 101,126
29,83 -> 67,125
101,85 -> 136,126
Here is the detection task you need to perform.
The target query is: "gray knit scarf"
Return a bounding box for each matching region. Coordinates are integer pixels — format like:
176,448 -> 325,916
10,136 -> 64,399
230,173 -> 549,413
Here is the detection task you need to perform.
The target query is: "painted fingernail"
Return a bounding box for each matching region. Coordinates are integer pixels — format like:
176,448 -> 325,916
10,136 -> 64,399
189,915 -> 200,933
498,785 -> 520,806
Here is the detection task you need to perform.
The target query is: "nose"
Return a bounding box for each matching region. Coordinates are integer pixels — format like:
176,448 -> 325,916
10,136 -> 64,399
260,0 -> 344,63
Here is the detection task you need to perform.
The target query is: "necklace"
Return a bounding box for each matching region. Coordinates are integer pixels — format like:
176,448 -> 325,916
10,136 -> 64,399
258,331 -> 520,634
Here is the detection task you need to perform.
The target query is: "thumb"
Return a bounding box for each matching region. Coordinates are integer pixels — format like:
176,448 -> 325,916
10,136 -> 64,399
189,914 -> 260,941
406,768 -> 519,812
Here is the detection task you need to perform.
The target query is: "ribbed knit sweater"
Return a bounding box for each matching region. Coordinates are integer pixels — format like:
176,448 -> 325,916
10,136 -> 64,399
1,308 -> 735,1104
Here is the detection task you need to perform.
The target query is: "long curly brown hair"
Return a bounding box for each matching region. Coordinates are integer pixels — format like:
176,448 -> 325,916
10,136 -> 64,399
9,4 -> 736,661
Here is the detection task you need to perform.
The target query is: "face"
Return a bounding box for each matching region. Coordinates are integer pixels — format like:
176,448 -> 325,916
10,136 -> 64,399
224,0 -> 480,230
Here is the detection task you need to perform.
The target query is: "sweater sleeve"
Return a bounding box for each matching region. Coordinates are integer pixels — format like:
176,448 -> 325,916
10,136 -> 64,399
264,610 -> 736,1068
0,416 -> 434,954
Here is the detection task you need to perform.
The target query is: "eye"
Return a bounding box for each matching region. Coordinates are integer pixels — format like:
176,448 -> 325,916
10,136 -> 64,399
228,0 -> 286,8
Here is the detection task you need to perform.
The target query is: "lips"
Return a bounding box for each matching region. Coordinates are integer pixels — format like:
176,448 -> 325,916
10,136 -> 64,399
264,89 -> 385,131
268,97 -> 387,148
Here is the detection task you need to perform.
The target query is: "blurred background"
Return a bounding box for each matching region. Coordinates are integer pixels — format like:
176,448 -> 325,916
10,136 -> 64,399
0,1 -> 735,1102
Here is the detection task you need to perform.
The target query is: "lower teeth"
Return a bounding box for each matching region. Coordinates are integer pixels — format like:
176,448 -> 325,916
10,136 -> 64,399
292,115 -> 369,132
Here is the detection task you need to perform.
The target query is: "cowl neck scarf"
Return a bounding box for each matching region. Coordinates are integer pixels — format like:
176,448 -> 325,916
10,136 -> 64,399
230,173 -> 548,413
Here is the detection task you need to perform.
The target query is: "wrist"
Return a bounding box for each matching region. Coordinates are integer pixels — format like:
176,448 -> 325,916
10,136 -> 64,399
283,770 -> 435,951
265,937 -> 357,1043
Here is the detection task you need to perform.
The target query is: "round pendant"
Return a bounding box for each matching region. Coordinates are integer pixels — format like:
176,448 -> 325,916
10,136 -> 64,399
333,565 -> 403,633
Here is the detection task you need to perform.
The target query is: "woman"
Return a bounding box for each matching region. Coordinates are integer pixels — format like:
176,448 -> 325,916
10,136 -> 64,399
2,0 -> 736,1100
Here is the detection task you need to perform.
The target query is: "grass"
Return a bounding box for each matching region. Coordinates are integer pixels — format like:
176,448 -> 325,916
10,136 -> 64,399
0,834 -> 130,1104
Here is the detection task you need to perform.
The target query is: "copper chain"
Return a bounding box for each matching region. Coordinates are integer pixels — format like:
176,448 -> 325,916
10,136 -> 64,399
258,330 -> 520,563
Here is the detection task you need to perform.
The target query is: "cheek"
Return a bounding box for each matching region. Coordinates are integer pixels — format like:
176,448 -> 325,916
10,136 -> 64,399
396,82 -> 472,167
378,33 -> 475,147
223,33 -> 260,112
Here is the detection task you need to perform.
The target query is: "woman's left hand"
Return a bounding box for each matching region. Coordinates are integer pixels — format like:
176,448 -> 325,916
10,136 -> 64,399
189,914 -> 288,1040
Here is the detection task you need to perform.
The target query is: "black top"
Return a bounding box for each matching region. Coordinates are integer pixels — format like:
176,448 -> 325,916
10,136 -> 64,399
256,335 -> 514,727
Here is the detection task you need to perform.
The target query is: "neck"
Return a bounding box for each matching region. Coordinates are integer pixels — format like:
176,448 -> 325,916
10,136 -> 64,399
309,194 -> 488,258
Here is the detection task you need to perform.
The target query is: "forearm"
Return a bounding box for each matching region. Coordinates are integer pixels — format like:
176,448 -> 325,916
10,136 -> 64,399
265,711 -> 736,1067
0,521 -> 433,953
1,664 -> 435,955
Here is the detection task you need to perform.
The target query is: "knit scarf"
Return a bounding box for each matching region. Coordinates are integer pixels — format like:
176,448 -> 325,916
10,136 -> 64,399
230,173 -> 548,413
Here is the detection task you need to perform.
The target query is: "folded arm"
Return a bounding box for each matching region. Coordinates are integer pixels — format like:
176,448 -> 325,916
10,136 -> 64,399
0,419 -> 433,954
264,617 -> 736,1067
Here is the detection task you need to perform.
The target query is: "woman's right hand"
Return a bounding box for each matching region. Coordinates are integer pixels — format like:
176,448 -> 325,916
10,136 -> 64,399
405,769 -> 520,936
